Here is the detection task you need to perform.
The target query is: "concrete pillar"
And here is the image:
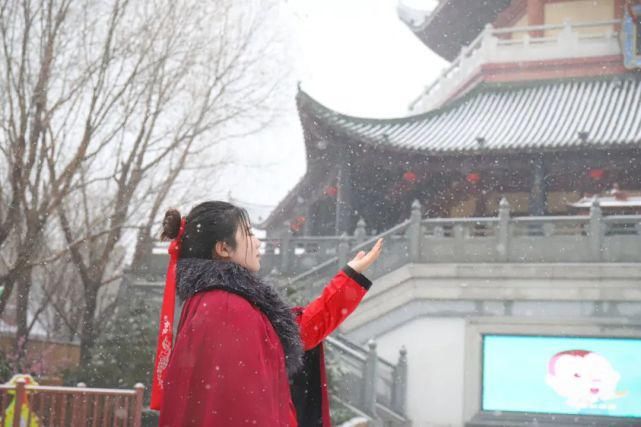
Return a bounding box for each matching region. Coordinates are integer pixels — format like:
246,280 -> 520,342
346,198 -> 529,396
362,339 -> 379,417
453,223 -> 466,258
497,197 -> 511,261
392,346 -> 408,416
589,198 -> 603,261
407,200 -> 422,262
354,218 -> 367,245
528,155 -> 547,216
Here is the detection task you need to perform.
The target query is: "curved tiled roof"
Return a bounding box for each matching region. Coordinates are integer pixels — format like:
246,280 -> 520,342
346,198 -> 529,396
297,76 -> 641,154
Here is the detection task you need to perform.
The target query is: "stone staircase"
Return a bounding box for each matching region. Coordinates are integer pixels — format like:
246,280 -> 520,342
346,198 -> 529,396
324,334 -> 409,426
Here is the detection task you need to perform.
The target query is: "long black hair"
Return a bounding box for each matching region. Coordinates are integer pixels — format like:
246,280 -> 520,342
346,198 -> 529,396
161,201 -> 252,260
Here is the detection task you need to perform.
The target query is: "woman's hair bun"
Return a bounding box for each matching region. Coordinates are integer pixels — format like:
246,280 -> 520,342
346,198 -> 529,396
161,208 -> 182,241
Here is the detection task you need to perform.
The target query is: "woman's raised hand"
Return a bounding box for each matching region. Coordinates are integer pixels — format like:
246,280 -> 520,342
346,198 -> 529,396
347,238 -> 383,274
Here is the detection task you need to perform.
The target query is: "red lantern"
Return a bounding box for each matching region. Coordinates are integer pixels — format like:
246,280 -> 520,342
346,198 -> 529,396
290,215 -> 306,232
402,171 -> 417,183
323,185 -> 338,197
466,172 -> 481,184
589,168 -> 604,181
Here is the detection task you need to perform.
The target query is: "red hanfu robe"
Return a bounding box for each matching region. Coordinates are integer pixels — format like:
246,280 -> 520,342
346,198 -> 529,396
158,265 -> 371,427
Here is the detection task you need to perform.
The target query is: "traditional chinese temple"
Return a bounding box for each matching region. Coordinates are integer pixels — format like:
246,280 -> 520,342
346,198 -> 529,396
261,0 -> 641,240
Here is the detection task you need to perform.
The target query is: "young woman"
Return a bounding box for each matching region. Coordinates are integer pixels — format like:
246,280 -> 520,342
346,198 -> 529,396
150,201 -> 383,426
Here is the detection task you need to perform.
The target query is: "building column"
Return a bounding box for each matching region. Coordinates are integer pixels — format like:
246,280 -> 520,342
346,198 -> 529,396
527,0 -> 544,37
529,155 -> 547,216
335,148 -> 353,235
303,203 -> 313,236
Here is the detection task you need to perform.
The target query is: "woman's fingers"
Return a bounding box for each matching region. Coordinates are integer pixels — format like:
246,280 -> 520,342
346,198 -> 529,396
363,239 -> 383,266
348,239 -> 383,274
372,238 -> 383,256
348,251 -> 366,264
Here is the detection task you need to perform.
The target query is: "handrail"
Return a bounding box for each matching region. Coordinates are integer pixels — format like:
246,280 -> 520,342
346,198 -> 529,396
0,384 -> 141,395
376,402 -> 409,423
510,215 -> 590,224
290,236 -> 354,242
287,254 -> 339,285
409,25 -> 486,109
330,396 -> 372,421
493,19 -> 620,35
325,335 -> 407,422
282,209 -> 641,288
410,19 -> 622,110
288,220 -> 411,286
326,335 -> 396,369
422,217 -> 498,225
326,335 -> 367,362
603,215 -> 641,222
350,220 -> 411,250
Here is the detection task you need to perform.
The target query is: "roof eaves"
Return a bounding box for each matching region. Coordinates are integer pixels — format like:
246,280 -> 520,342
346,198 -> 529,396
297,75 -> 641,156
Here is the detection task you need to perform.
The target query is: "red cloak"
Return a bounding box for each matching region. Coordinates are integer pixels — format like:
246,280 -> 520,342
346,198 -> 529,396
158,265 -> 370,426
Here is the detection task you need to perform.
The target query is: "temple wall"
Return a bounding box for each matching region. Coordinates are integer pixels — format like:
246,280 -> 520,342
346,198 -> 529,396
544,0 -> 615,37
499,0 -> 616,39
376,318 -> 466,427
512,13 -> 529,40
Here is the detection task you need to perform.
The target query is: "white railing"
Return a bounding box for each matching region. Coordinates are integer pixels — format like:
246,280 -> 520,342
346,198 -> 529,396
326,335 -> 408,423
271,198 -> 641,300
410,20 -> 622,113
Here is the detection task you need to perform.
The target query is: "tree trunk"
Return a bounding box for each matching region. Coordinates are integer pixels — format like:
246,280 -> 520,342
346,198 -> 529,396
14,266 -> 33,372
131,226 -> 153,270
0,275 -> 17,317
80,283 -> 99,368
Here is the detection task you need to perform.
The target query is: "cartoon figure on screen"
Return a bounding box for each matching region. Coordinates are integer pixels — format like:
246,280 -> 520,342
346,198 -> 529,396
546,349 -> 626,409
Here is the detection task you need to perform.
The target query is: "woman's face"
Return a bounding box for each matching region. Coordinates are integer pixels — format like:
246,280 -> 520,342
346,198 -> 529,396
227,224 -> 262,273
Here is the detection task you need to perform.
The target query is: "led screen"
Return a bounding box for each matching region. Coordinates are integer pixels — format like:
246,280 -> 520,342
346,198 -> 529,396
482,335 -> 641,418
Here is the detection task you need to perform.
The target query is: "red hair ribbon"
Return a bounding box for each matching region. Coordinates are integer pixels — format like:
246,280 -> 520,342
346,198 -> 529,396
150,217 -> 186,410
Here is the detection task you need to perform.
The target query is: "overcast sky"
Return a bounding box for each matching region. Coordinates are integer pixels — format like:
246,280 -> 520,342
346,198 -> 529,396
219,0 -> 446,223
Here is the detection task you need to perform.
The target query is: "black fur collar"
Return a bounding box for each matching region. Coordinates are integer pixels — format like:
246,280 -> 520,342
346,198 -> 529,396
176,258 -> 303,376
